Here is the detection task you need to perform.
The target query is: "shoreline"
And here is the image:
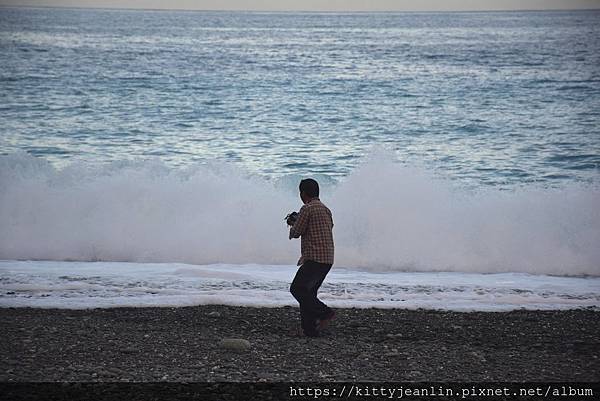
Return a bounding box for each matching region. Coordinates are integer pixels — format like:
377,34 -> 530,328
1,305 -> 599,382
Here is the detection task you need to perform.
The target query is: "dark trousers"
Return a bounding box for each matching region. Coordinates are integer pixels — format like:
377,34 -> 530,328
290,260 -> 333,335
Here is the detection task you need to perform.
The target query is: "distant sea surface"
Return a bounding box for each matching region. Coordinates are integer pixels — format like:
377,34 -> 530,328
0,8 -> 599,311
1,7 -> 599,185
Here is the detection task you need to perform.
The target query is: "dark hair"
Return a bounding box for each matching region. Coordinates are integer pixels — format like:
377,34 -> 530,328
299,178 -> 319,198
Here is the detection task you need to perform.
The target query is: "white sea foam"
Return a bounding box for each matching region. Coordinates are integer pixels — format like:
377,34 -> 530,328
0,260 -> 598,311
1,151 -> 599,276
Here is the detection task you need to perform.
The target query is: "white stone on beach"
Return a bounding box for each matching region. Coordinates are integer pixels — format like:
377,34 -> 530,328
219,338 -> 251,351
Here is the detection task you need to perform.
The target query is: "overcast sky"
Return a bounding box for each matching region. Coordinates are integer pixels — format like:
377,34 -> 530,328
1,0 -> 599,11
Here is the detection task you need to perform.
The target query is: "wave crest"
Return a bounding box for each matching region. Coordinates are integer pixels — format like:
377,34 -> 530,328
1,152 -> 599,276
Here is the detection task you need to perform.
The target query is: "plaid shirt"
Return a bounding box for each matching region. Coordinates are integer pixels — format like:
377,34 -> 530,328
289,198 -> 334,266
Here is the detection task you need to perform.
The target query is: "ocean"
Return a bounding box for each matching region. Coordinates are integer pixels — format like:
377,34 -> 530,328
0,7 -> 599,310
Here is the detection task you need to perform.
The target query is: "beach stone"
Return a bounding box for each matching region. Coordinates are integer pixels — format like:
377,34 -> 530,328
219,338 -> 251,351
208,311 -> 221,317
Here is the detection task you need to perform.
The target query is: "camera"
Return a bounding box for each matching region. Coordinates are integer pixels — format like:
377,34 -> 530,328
284,211 -> 298,226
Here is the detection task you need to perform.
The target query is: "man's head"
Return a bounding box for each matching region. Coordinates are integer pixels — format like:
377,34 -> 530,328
299,178 -> 319,204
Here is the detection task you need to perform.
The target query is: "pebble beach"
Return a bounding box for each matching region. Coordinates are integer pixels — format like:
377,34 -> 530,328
1,305 -> 599,383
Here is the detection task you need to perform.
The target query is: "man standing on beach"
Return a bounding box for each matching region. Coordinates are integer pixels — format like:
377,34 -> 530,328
287,178 -> 335,337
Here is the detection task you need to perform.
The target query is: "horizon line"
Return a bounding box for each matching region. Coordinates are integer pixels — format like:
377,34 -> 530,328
2,4 -> 600,14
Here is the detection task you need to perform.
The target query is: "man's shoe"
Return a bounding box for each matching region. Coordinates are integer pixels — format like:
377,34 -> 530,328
317,310 -> 336,330
289,325 -> 320,338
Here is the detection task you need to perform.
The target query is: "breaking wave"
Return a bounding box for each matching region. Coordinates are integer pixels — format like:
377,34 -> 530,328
1,151 -> 599,276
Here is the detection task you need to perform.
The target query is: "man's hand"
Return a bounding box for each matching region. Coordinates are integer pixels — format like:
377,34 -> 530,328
285,212 -> 299,226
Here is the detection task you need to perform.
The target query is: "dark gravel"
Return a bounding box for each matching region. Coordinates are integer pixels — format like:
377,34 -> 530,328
1,305 -> 599,382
